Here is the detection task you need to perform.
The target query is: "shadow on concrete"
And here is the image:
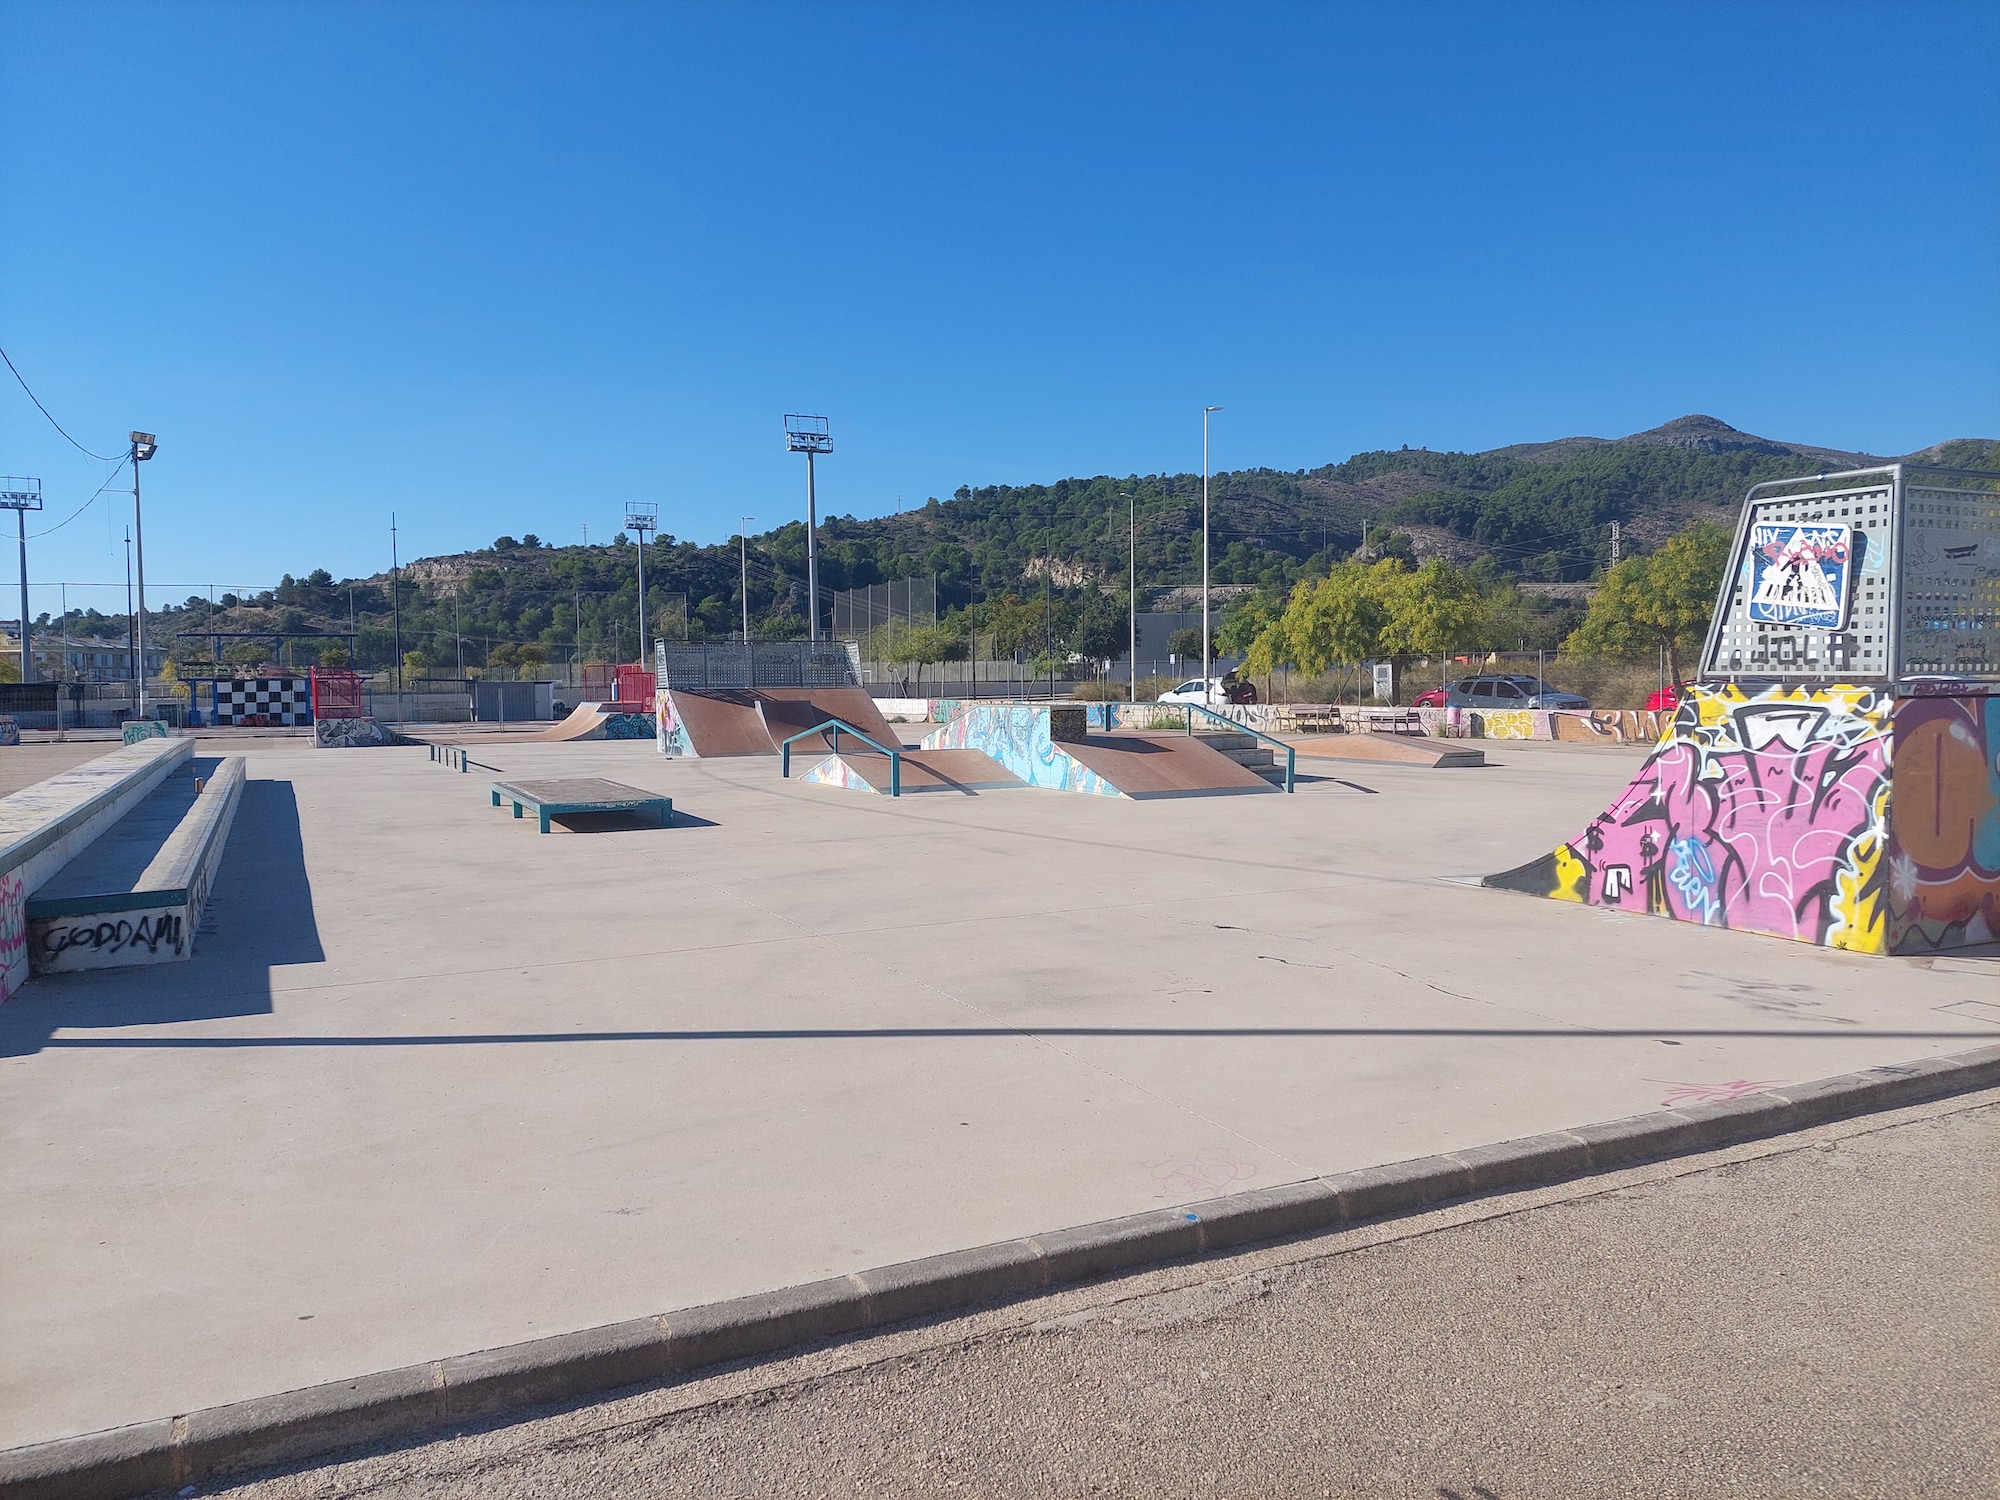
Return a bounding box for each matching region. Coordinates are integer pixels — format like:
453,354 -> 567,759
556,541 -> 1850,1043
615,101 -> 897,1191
0,779 -> 322,1058
36,1025 -> 2000,1050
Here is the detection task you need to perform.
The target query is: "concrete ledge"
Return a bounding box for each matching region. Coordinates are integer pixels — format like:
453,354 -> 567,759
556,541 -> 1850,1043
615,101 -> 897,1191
7,1042 -> 1997,1500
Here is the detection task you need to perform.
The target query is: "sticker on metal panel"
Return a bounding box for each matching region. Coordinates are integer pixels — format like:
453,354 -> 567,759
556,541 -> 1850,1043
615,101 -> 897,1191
1747,522 -> 1853,630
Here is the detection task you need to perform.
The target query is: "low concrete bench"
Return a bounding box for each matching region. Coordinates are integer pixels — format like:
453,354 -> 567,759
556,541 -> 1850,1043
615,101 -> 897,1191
0,736 -> 195,997
489,778 -> 672,834
26,756 -> 245,974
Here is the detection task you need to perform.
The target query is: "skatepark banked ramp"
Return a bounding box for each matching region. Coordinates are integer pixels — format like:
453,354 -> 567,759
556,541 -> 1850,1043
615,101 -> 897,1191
1486,462 -> 2000,954
655,687 -> 906,759
915,703 -> 1276,799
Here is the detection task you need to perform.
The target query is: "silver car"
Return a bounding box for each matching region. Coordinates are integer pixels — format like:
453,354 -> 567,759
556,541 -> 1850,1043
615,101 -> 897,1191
1444,675 -> 1589,711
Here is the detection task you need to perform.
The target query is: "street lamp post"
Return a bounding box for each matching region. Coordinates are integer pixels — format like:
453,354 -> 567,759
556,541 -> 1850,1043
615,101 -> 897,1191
0,478 -> 43,684
1125,492 -> 1136,704
1202,406 -> 1222,699
130,433 -> 157,715
625,503 -> 658,667
739,517 -> 754,642
784,416 -> 832,642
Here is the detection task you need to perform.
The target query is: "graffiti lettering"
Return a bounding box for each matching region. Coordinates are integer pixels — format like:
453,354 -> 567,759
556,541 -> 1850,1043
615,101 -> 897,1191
1602,865 -> 1632,900
43,913 -> 184,960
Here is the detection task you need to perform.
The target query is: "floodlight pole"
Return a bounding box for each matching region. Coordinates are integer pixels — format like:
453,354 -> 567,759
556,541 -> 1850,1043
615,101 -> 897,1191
1202,407 -> 1221,699
129,434 -> 157,714
0,478 -> 42,685
624,503 -> 658,667
1127,493 -> 1136,703
740,517 -> 754,641
391,512 -> 403,692
14,508 -> 28,684
784,417 -> 833,643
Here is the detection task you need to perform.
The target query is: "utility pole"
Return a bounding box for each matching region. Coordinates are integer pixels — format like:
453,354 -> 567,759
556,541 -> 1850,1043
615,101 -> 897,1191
0,477 -> 42,683
454,588 -> 463,678
130,433 -> 157,714
391,512 -> 403,692
1202,406 -> 1222,700
739,517 -> 754,642
124,530 -> 135,684
1126,493 -> 1137,703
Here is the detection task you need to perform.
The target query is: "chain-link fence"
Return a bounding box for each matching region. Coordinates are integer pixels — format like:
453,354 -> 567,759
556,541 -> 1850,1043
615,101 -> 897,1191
831,576 -> 937,637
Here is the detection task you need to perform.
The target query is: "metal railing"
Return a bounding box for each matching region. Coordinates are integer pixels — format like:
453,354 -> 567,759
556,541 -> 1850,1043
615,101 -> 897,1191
778,718 -> 903,797
1183,702 -> 1295,793
429,744 -> 469,772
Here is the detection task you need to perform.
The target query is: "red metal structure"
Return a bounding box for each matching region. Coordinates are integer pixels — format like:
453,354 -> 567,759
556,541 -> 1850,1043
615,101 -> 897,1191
310,668 -> 367,720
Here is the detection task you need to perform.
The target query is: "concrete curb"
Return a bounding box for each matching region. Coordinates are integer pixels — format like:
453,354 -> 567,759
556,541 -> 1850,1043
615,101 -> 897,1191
7,1043 -> 1998,1500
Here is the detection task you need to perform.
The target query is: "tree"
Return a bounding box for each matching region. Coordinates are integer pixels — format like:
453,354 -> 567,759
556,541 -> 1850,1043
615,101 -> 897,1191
1243,560 -> 1399,679
317,644 -> 350,668
1380,559 -> 1484,675
1168,627 -> 1205,661
1565,519 -> 1730,684
403,649 -> 433,678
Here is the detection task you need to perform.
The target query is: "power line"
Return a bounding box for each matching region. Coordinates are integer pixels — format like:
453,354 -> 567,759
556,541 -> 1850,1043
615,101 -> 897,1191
29,461 -> 132,539
0,343 -> 127,461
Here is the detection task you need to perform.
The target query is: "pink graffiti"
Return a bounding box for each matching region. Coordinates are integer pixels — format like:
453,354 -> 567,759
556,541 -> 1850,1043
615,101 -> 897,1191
1567,693 -> 1889,944
0,870 -> 24,1002
1646,1078 -> 1785,1109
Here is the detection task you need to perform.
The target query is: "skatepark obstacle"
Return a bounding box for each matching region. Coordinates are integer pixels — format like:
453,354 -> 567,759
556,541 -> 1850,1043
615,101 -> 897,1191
489,778 -> 672,834
778,719 -> 903,795
1486,462 -> 2000,954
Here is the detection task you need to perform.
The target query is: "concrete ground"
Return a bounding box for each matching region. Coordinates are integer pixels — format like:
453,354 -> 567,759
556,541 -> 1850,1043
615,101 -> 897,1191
2,734 -> 1996,1453
210,1091 -> 2000,1500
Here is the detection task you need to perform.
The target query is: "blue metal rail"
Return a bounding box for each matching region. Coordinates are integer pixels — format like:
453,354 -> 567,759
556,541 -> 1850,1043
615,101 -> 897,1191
1181,703 -> 1295,793
778,718 -> 904,797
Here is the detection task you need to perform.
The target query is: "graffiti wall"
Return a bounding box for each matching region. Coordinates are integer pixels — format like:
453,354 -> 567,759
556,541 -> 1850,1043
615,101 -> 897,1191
1486,683 -> 1895,952
0,871 -> 25,1002
1887,695 -> 2000,951
922,704 -> 1122,796
799,754 -> 875,793
654,688 -> 694,756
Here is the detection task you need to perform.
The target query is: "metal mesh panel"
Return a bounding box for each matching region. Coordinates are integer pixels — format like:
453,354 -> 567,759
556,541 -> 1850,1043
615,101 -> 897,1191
1703,482 -> 1894,680
653,641 -> 856,689
831,576 -> 937,637
1898,483 -> 2000,680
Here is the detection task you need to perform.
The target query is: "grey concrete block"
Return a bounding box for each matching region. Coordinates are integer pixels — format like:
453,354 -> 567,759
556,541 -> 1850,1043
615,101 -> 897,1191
440,1317 -> 674,1421
855,1238 -> 1049,1327
1669,1091 -> 1798,1151
1030,1209 -> 1206,1284
1450,1131 -> 1592,1193
0,1418 -> 175,1500
664,1275 -> 875,1375
1330,1155 -> 1475,1224
1182,1178 -> 1344,1253
1569,1110 -> 1707,1170
178,1360 -> 443,1480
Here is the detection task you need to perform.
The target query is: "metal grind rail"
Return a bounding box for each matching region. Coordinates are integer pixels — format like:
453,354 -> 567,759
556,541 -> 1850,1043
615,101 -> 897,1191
1181,702 -> 1296,792
778,718 -> 903,797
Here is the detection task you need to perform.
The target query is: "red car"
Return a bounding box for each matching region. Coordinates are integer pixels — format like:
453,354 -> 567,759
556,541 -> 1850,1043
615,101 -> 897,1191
1646,682 -> 1692,712
1412,687 -> 1448,708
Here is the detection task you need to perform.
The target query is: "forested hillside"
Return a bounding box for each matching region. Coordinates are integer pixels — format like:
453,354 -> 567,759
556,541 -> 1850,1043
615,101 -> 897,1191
75,417 -> 1993,676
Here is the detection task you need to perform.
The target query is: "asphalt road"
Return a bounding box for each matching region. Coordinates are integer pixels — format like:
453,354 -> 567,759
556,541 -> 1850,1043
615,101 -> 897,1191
207,1092 -> 2000,1500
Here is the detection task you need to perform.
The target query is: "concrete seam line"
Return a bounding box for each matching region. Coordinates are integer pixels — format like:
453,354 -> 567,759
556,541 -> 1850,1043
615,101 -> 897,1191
7,1046 -> 1999,1500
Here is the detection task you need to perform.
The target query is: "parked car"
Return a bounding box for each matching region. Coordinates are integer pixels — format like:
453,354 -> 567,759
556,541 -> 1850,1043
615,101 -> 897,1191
1412,686 -> 1449,708
1443,675 -> 1589,711
1156,674 -> 1256,707
1645,682 -> 1692,713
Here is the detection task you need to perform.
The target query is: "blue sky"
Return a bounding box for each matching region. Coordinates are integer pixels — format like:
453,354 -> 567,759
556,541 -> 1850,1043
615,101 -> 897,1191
2,1 -> 1995,618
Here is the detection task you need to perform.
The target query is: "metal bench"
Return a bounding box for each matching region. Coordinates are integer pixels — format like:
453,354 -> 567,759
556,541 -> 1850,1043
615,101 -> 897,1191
489,778 -> 672,834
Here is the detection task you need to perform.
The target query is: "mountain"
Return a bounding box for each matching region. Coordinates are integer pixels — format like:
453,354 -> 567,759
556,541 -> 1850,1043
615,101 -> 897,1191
84,418 -> 1994,674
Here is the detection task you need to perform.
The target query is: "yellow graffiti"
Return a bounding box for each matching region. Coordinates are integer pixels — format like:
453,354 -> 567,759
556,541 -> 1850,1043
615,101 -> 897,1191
1548,842 -> 1589,903
1477,709 -> 1537,740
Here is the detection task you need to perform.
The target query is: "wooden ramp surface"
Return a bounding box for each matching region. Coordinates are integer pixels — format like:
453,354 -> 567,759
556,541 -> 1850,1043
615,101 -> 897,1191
1290,733 -> 1485,768
823,748 -> 1023,793
671,688 -> 910,757
1063,733 -> 1277,797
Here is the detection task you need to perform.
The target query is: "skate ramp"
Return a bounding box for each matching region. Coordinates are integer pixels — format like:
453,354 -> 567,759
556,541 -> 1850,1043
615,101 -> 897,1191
1480,682 -> 1998,953
659,688 -> 911,759
1292,734 -> 1484,768
922,704 -> 1276,799
800,748 -> 1024,795
536,703 -> 656,742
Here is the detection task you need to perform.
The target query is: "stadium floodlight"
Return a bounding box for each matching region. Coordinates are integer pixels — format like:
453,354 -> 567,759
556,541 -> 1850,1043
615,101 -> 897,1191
1202,406 -> 1221,696
0,478 -> 43,683
625,501 -> 659,669
784,416 -> 832,641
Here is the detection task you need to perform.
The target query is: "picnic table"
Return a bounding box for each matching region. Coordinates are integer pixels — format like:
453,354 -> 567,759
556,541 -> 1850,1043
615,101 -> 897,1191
489,777 -> 672,834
